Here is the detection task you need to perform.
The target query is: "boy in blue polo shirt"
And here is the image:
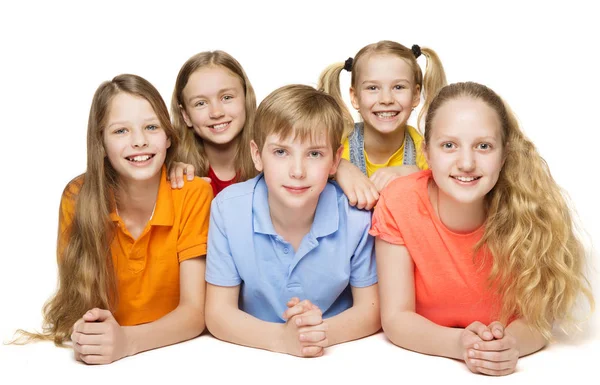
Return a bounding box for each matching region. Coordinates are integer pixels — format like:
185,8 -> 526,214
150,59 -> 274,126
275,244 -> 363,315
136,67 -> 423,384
205,84 -> 380,358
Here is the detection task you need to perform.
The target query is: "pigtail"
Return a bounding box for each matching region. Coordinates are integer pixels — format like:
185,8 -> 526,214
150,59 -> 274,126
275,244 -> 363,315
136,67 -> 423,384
318,62 -> 356,141
418,48 -> 447,131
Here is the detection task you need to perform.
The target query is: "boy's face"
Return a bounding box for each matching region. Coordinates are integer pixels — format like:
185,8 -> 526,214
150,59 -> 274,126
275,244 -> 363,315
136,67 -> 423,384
250,129 -> 343,211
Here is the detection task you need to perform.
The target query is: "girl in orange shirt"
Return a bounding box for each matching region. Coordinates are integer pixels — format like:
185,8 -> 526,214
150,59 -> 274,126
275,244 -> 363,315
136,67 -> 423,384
371,81 -> 594,375
17,74 -> 213,364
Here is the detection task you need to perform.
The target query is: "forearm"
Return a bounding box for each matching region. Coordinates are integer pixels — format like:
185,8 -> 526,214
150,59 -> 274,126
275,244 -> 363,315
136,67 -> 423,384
325,300 -> 380,346
122,303 -> 205,357
506,318 -> 547,357
382,310 -> 463,360
206,305 -> 284,353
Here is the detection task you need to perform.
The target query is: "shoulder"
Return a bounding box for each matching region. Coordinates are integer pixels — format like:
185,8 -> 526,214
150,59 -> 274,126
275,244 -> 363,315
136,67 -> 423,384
61,174 -> 85,203
379,170 -> 430,207
328,181 -> 372,225
215,174 -> 259,203
406,125 -> 424,142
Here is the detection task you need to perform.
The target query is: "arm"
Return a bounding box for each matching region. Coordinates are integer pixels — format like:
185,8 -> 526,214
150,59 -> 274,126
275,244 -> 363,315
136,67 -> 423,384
320,284 -> 380,346
168,161 -> 211,188
369,165 -> 420,192
71,257 -> 206,364
334,159 -> 379,210
205,284 -> 327,357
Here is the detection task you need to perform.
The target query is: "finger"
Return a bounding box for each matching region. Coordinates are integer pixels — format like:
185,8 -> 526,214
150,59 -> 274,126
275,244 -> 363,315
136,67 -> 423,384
71,332 -> 104,345
283,300 -> 314,320
286,297 -> 301,308
300,346 -> 323,358
475,367 -> 515,376
295,313 -> 323,327
354,188 -> 368,210
364,186 -> 379,210
466,321 -> 493,342
299,331 -> 326,343
73,343 -> 104,355
470,358 -> 516,372
475,338 -> 513,352
175,167 -> 185,188
469,348 -> 518,363
346,189 -> 358,207
185,165 -> 195,181
298,322 -> 329,334
201,177 -> 212,184
487,321 -> 505,339
79,354 -> 108,365
75,322 -> 108,335
84,308 -> 114,323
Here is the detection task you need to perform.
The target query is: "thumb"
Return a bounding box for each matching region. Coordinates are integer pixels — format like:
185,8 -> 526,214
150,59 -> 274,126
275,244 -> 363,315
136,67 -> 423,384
83,308 -> 114,322
201,177 -> 212,184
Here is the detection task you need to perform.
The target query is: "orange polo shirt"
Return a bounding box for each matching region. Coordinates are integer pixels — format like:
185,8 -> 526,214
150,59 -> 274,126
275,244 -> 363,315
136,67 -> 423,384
370,170 -> 500,327
58,167 -> 213,326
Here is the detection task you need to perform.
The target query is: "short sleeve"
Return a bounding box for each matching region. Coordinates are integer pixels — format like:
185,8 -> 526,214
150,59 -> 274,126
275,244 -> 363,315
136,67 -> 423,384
205,198 -> 242,286
177,180 -> 213,262
369,191 -> 405,245
349,211 -> 377,287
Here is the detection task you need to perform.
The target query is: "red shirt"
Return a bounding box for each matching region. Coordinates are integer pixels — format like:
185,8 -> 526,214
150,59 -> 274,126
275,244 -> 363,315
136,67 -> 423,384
208,166 -> 237,196
370,170 -> 500,327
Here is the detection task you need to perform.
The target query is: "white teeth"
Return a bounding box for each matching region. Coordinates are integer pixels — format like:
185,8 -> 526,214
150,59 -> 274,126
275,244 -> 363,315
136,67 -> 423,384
455,176 -> 478,182
212,123 -> 229,130
375,112 -> 398,117
130,155 -> 151,162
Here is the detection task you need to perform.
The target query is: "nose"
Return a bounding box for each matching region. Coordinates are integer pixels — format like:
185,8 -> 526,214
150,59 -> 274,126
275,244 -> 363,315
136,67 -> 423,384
209,102 -> 225,119
379,88 -> 393,105
131,128 -> 148,148
457,148 -> 475,172
289,155 -> 306,179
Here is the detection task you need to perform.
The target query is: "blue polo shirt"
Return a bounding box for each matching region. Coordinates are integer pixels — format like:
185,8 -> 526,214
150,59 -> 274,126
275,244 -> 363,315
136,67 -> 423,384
206,174 -> 377,323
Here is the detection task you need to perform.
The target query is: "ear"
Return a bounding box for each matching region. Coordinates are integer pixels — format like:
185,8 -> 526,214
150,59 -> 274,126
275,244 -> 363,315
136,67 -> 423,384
349,86 -> 360,111
250,140 -> 263,172
329,145 -> 344,176
412,84 -> 421,109
180,105 -> 193,128
166,136 -> 172,149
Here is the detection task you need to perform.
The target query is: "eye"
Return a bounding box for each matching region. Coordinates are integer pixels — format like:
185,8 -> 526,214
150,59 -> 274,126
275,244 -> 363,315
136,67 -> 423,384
308,151 -> 322,158
222,95 -> 233,101
114,128 -> 128,135
274,149 -> 287,157
146,124 -> 158,131
194,100 -> 206,107
367,85 -> 378,91
441,142 -> 455,149
394,85 -> 406,90
477,143 -> 492,150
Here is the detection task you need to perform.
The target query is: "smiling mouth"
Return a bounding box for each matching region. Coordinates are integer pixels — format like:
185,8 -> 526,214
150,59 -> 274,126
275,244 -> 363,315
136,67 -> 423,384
374,111 -> 399,119
451,175 -> 481,182
126,154 -> 155,162
284,186 -> 310,193
209,122 -> 231,132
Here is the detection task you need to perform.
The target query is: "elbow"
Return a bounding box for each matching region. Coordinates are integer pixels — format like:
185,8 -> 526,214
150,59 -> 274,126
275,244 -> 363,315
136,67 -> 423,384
182,303 -> 206,339
204,302 -> 223,339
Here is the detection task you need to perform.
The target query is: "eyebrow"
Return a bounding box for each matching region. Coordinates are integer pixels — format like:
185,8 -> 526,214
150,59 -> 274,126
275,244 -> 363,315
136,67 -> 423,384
361,78 -> 411,85
265,142 -> 329,150
186,87 -> 239,103
107,117 -> 159,129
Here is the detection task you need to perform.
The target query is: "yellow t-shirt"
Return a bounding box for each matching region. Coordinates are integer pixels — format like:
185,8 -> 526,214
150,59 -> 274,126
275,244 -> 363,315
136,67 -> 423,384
341,125 -> 428,176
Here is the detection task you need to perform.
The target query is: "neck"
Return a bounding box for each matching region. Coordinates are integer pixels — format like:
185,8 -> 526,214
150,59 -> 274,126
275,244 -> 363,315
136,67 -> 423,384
115,173 -> 161,221
204,136 -> 239,180
430,181 -> 486,233
268,196 -> 317,242
363,123 -> 406,164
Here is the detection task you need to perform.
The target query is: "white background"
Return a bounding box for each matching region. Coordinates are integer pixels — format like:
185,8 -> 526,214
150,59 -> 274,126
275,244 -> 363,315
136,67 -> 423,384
0,1 -> 598,383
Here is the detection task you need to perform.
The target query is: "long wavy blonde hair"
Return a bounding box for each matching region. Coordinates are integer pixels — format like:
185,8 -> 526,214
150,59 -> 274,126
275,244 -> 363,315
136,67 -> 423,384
171,50 -> 258,182
424,81 -> 595,340
318,40 -> 447,139
15,74 -> 179,346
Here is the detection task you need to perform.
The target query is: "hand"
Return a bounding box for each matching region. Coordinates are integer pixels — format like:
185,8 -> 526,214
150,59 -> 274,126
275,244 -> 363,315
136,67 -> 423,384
335,159 -> 379,210
70,308 -> 130,365
369,165 -> 420,192
460,321 -> 495,374
280,298 -> 328,357
168,161 -> 197,189
468,322 -> 519,376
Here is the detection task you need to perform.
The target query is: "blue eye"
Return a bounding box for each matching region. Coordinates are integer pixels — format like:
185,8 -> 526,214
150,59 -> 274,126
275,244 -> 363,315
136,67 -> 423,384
274,149 -> 286,156
477,143 -> 491,150
146,125 -> 158,131
195,101 -> 206,107
114,128 -> 127,134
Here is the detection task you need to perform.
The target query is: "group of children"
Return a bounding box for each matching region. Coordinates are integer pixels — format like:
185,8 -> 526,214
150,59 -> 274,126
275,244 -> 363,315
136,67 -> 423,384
15,40 -> 594,376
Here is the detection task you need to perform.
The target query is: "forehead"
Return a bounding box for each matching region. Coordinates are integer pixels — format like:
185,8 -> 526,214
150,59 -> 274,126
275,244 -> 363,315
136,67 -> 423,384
107,93 -> 156,122
356,54 -> 414,82
430,98 -> 502,139
183,66 -> 244,97
264,127 -> 331,148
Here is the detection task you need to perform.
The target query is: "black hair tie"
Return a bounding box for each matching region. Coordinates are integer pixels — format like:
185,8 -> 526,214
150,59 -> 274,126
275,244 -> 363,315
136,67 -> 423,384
411,44 -> 422,59
343,57 -> 353,72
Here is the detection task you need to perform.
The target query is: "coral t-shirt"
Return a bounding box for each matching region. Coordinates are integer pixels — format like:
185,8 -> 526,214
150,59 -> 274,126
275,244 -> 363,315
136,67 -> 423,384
370,170 -> 500,327
208,166 -> 237,196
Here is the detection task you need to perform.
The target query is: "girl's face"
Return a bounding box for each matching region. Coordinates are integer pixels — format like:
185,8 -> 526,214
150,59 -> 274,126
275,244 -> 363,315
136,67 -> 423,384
350,54 -> 420,136
425,97 -> 505,206
181,66 -> 246,148
103,92 -> 170,183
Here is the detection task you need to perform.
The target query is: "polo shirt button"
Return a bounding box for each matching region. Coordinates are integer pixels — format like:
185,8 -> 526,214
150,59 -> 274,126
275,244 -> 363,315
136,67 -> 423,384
283,247 -> 289,254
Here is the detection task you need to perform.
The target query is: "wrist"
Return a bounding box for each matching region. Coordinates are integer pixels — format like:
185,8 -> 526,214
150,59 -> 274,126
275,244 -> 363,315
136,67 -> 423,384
272,323 -> 288,354
122,326 -> 137,358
